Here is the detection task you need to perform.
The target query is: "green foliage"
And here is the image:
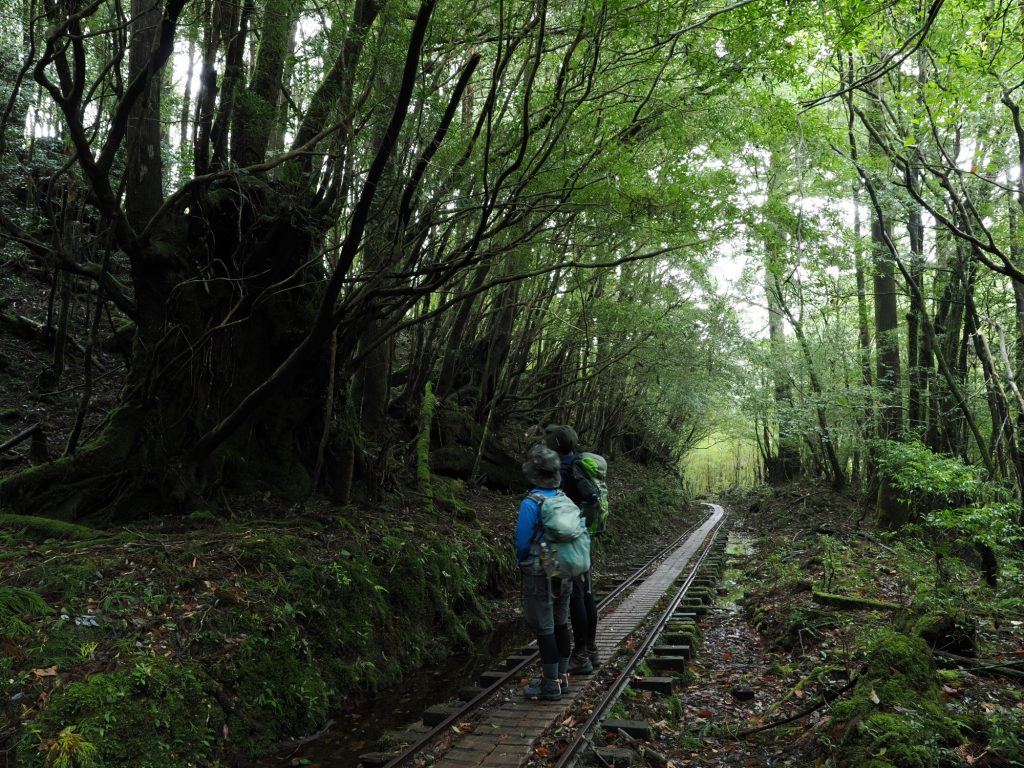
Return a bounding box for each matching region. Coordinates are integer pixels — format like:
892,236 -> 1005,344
874,441 -> 994,507
2,498 -> 518,767
0,586 -> 52,636
218,632 -> 329,756
926,503 -> 1022,552
16,658 -> 223,768
986,706 -> 1024,763
875,441 -> 1022,591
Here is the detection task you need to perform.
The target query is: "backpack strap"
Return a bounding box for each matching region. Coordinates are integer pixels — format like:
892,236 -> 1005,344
526,492 -> 547,544
571,460 -> 599,503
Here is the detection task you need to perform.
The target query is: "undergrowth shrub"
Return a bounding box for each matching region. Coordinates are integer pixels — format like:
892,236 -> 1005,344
15,657 -> 223,768
875,440 -> 1022,608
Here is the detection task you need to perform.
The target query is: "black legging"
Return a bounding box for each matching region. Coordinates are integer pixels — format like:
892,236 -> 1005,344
569,570 -> 597,651
537,624 -> 572,664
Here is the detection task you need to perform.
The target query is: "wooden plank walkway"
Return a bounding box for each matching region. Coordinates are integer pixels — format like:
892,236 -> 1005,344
431,505 -> 725,767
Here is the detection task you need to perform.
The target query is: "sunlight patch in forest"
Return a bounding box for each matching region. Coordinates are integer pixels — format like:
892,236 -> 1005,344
681,433 -> 760,495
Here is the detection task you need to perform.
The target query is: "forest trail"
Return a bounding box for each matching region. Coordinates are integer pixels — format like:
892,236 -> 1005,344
335,505 -> 727,767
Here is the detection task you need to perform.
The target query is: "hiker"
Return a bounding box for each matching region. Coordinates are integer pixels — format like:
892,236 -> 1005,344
515,444 -> 575,700
544,424 -> 601,675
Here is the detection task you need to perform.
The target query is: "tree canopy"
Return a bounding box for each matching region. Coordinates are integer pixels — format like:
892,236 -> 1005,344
2,0 -> 1024,534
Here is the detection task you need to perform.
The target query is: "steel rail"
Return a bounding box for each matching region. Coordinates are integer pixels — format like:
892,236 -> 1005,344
552,505 -> 730,768
378,511 -> 711,768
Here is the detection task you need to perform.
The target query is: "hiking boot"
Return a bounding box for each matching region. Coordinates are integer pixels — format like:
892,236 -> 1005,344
523,676 -> 561,701
560,673 -> 571,695
567,651 -> 593,675
587,646 -> 602,668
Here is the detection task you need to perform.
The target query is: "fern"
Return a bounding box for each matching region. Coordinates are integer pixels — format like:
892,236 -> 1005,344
45,726 -> 98,768
0,586 -> 53,636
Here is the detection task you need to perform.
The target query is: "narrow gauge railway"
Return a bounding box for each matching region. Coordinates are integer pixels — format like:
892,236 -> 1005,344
361,503 -> 728,768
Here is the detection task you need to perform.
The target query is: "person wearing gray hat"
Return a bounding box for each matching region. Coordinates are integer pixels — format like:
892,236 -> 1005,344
514,444 -> 574,700
545,424 -> 601,674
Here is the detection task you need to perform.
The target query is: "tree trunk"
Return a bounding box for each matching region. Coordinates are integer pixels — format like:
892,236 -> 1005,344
907,170 -> 926,435
125,0 -> 166,226
231,0 -> 296,166
763,152 -> 801,483
872,209 -> 902,441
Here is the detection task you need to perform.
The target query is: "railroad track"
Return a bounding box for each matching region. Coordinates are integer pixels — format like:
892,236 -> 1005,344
361,503 -> 729,768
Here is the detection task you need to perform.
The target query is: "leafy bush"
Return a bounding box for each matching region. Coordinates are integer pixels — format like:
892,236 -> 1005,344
875,440 -> 1022,581
874,440 -> 998,509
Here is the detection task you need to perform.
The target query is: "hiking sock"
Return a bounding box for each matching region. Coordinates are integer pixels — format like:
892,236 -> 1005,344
558,656 -> 569,676
542,662 -> 559,681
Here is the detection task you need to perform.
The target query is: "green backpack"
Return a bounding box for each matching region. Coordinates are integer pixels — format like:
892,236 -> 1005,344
528,491 -> 591,579
572,452 -> 609,535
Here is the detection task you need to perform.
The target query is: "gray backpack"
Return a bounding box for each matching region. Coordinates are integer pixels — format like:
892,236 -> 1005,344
528,491 -> 591,578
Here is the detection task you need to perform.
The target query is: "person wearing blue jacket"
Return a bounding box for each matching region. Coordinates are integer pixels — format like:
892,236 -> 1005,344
545,424 -> 600,674
516,444 -> 573,701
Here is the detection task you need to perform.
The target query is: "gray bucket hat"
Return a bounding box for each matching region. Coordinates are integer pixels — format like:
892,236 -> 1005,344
522,444 -> 561,489
544,424 -> 579,455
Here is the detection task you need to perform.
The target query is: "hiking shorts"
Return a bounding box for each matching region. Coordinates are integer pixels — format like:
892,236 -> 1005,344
521,570 -> 571,636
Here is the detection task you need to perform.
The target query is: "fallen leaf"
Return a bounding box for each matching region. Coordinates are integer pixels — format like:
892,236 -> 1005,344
535,746 -> 552,757
32,666 -> 57,677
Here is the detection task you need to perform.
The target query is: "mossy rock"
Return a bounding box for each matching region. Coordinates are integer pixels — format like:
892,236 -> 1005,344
830,629 -> 965,767
911,612 -> 977,657
186,509 -> 221,526
861,630 -> 937,702
431,404 -> 522,492
430,445 -> 521,492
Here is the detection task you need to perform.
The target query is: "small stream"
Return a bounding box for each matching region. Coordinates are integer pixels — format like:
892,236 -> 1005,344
271,621 -> 530,767
719,531 -> 756,612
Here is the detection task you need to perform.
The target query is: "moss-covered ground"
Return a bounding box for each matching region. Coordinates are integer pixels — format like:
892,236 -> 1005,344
0,461 -> 690,767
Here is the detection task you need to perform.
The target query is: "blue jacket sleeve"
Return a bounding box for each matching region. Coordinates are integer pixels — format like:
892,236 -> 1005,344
514,496 -> 541,562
